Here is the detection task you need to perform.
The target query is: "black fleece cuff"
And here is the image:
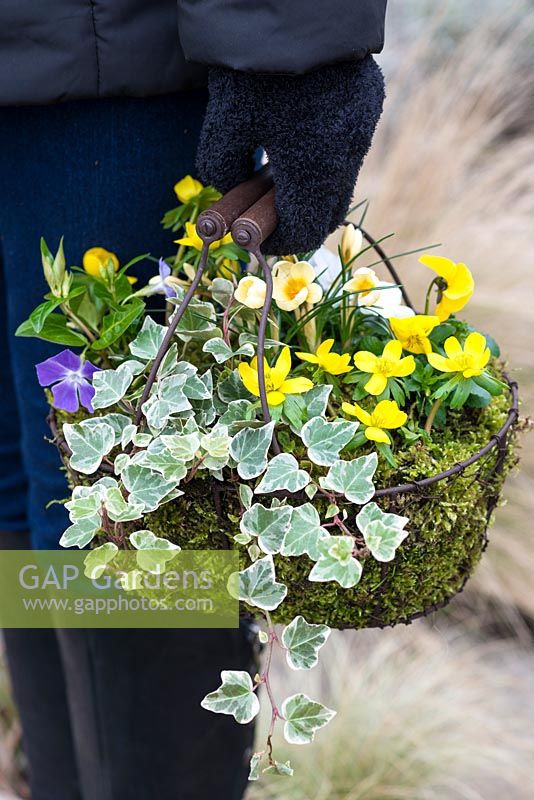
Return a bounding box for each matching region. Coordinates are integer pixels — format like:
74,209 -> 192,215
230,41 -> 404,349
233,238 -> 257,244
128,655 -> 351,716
196,56 -> 385,255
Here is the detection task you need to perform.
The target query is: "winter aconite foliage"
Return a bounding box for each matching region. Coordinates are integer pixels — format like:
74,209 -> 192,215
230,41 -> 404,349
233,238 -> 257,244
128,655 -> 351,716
16,174 -> 515,781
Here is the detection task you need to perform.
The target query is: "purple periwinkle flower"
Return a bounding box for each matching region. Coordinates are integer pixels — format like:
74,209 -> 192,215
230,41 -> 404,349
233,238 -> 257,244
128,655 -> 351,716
147,258 -> 179,298
36,350 -> 101,413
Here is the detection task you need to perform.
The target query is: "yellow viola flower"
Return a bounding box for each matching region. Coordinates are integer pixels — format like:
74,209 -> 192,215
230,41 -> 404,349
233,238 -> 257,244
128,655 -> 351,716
296,339 -> 352,376
342,399 -> 407,444
238,346 -> 313,406
343,267 -> 380,302
272,260 -> 323,312
341,223 -> 363,264
175,221 -> 233,253
427,332 -> 490,378
174,175 -> 204,204
354,339 -> 416,396
419,254 -> 474,321
234,275 -> 267,309
83,247 -> 119,277
390,315 -> 441,354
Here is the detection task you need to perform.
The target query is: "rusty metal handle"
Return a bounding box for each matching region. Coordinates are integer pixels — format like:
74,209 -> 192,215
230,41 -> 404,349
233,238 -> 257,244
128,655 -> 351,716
231,187 -> 278,252
196,167 -> 273,243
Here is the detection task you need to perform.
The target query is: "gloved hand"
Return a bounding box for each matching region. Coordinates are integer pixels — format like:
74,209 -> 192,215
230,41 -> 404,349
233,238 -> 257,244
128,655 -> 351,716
196,56 -> 385,255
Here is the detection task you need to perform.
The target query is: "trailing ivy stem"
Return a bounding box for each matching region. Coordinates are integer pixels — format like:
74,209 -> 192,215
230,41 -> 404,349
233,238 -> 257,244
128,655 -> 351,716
260,610 -> 283,764
424,398 -> 442,434
134,242 -> 210,427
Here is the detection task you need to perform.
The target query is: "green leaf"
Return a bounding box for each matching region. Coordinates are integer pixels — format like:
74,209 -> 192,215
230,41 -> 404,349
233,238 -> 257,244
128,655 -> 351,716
202,338 -> 255,364
129,317 -> 167,361
28,297 -> 64,333
280,504 -> 329,560
201,670 -> 260,725
60,516 -> 101,549
282,693 -> 336,745
281,616 -> 331,670
129,529 -> 180,573
255,453 -> 311,495
240,503 -> 292,555
15,314 -> 88,346
262,761 -> 294,777
319,453 -> 377,504
301,417 -> 359,466
92,361 -> 142,409
356,504 -> 409,562
121,465 -> 177,512
231,555 -> 287,611
229,422 -> 274,480
309,536 -> 362,588
84,543 -> 118,579
63,421 -> 116,474
91,298 -> 145,351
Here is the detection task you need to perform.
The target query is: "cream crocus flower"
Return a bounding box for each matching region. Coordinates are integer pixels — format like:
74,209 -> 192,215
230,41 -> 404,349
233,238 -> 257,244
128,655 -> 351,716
343,267 -> 380,303
272,260 -> 323,312
234,275 -> 267,309
341,223 -> 363,264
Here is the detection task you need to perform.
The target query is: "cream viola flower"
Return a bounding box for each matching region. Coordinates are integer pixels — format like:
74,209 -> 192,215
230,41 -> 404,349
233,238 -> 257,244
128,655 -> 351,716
341,223 -> 363,264
347,274 -> 415,320
272,260 -> 323,312
234,276 -> 267,309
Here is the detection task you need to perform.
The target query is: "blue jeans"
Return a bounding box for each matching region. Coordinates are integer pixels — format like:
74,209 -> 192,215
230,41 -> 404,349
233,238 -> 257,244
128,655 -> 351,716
0,91 -> 206,549
0,94 -> 256,800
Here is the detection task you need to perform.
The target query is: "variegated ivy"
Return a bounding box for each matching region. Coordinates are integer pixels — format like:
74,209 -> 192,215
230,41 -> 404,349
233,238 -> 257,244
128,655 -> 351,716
59,313 -> 411,781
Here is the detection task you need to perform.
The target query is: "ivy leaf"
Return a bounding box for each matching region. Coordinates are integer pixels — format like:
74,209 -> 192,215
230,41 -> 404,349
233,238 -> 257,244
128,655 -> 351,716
229,422 -> 274,480
282,693 -> 336,745
262,761 -> 294,777
64,421 -> 116,474
83,542 -> 118,579
308,536 -> 362,588
360,518 -> 409,562
240,503 -> 292,555
356,501 -> 408,538
248,753 -> 263,781
302,385 -> 332,419
65,484 -> 103,520
160,432 -> 200,462
200,428 -> 232,471
59,516 -> 101,548
132,440 -> 189,483
92,361 -> 142,409
201,670 -> 260,724
281,616 -> 331,670
280,504 -> 330,560
255,453 -> 311,495
202,338 -> 255,364
239,484 -> 254,510
319,454 -> 377,504
301,417 -> 359,466
91,298 -> 145,350
129,529 -> 180,573
129,316 -> 167,361
231,555 -> 287,611
218,399 -> 257,428
121,465 -> 177,512
104,487 -> 144,523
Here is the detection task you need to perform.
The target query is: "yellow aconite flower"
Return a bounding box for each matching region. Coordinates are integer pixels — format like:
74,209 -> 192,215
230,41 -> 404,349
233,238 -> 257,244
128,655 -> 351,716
341,223 -> 363,264
390,315 -> 441,354
427,332 -> 490,378
175,221 -> 233,252
296,339 -> 352,376
342,399 -> 407,444
217,258 -> 240,281
354,339 -> 415,396
174,175 -> 203,204
419,254 -> 474,321
343,267 -> 379,302
238,346 -> 313,406
83,247 -> 119,277
272,260 -> 323,312
234,276 -> 267,309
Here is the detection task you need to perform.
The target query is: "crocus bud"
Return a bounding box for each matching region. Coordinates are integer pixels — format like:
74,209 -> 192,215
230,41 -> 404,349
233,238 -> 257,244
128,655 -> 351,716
341,224 -> 363,265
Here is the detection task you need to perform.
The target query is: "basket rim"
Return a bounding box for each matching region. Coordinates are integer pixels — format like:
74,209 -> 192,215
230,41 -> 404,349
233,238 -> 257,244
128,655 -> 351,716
47,374 -> 519,501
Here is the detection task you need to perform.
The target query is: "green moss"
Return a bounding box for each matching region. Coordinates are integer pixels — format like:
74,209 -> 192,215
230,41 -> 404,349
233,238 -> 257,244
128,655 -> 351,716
55,387 -> 521,630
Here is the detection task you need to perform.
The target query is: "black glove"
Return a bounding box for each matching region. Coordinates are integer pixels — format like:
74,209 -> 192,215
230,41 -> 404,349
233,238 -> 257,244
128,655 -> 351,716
196,56 -> 385,255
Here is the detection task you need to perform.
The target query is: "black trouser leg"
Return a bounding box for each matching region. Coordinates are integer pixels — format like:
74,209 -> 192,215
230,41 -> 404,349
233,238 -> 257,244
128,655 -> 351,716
1,532 -> 82,800
56,627 -> 256,800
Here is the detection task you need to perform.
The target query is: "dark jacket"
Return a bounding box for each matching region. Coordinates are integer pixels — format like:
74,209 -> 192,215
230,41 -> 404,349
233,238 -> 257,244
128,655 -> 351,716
0,0 -> 387,106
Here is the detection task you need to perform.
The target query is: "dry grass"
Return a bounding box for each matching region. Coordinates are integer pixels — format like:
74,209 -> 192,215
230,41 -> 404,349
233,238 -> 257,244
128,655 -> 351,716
247,624 -> 534,800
